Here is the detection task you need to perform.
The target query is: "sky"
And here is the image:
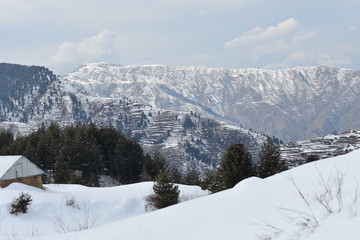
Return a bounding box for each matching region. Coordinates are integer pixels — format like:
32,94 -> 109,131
1,0 -> 360,74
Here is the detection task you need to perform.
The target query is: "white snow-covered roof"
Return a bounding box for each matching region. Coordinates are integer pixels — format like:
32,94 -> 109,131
0,155 -> 45,180
0,155 -> 22,177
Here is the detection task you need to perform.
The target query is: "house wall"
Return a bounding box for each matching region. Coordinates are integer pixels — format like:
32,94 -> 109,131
0,175 -> 43,189
1,156 -> 44,180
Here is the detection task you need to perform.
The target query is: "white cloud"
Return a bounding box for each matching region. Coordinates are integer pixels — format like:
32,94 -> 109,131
2,0 -> 359,72
50,30 -> 117,67
293,31 -> 317,42
224,18 -> 300,49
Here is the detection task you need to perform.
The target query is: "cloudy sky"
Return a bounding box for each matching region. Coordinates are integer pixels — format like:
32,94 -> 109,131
1,0 -> 359,74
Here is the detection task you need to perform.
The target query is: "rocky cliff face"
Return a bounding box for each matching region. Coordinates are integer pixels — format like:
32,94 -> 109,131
64,63 -> 360,142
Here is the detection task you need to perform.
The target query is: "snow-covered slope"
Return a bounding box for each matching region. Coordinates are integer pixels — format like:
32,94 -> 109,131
64,63 -> 360,142
19,148 -> 360,240
0,182 -> 208,239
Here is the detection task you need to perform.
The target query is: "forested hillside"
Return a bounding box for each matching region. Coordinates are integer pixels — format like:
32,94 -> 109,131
0,63 -> 57,122
0,123 -> 148,186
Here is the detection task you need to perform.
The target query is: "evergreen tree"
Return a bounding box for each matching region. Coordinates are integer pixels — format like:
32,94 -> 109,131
200,169 -> 216,191
22,132 -> 40,165
52,125 -> 78,183
43,122 -> 62,170
113,142 -> 126,181
257,137 -> 288,178
0,130 -> 14,154
8,135 -> 27,155
148,170 -> 180,209
167,167 -> 183,184
35,122 -> 61,171
142,150 -> 166,181
305,154 -> 320,163
86,142 -> 103,186
120,137 -> 145,183
97,125 -> 120,176
10,192 -> 32,215
183,169 -> 201,186
200,169 -> 225,193
74,124 -> 103,186
218,143 -> 256,189
54,152 -> 71,183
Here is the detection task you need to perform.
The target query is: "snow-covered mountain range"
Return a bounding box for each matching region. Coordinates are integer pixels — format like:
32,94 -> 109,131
64,63 -> 360,142
1,62 -> 360,170
0,63 -> 266,172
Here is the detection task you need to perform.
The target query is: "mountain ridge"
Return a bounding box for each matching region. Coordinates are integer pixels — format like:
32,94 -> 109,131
63,63 -> 360,142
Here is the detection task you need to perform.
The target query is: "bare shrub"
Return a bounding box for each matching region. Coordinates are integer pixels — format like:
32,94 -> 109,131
257,168 -> 360,240
145,195 -> 157,212
2,224 -> 40,240
254,221 -> 284,240
64,195 -> 80,209
53,200 -> 98,234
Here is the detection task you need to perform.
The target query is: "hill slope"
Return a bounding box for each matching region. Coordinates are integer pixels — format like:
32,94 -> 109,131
281,128 -> 360,167
30,148 -> 360,240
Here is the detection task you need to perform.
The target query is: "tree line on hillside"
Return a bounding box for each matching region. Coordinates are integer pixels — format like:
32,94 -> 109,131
0,123 -> 167,186
0,122 -> 289,191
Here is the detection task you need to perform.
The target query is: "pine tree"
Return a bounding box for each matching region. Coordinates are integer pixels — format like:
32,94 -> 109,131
75,125 -> 103,186
148,171 -> 180,209
10,192 -> 32,215
43,122 -> 62,170
183,169 -> 201,186
97,125 -> 119,176
257,137 -> 288,178
218,143 -> 256,189
0,130 -> 14,154
54,152 -> 71,183
305,153 -> 320,163
142,150 -> 166,181
200,169 -> 220,192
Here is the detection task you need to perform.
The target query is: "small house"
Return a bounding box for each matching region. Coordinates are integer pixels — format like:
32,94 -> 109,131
0,156 -> 45,189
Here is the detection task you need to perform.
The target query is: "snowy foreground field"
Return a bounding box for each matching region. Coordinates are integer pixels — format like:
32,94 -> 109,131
2,149 -> 360,240
0,182 -> 208,239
